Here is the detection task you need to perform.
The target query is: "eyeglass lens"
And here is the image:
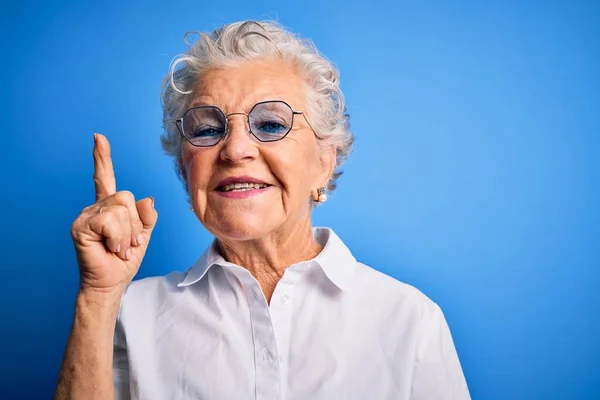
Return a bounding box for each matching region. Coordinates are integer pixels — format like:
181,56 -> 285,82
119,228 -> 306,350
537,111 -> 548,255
181,101 -> 294,146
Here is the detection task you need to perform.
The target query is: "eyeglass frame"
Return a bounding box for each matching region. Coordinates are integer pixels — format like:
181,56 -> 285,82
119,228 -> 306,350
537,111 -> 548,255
175,100 -> 318,147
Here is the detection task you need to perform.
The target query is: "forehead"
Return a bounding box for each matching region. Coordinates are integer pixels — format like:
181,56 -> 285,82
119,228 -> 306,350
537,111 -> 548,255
191,59 -> 307,111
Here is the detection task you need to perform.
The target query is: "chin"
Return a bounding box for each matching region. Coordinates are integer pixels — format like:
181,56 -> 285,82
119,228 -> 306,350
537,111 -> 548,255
206,211 -> 280,242
215,224 -> 276,242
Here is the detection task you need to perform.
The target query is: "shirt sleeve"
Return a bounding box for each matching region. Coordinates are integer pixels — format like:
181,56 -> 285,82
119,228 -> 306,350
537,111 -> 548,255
113,303 -> 130,400
410,303 -> 471,400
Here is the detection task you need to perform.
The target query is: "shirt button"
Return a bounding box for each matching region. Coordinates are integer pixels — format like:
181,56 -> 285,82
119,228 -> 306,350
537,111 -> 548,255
281,294 -> 290,304
262,349 -> 275,363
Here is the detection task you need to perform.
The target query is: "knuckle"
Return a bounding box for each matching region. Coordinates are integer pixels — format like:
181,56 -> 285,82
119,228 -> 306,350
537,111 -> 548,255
73,212 -> 84,225
71,219 -> 89,242
70,221 -> 80,239
114,204 -> 130,219
71,213 -> 87,236
114,210 -> 132,232
102,217 -> 122,238
72,230 -> 85,243
116,190 -> 135,204
97,210 -> 116,225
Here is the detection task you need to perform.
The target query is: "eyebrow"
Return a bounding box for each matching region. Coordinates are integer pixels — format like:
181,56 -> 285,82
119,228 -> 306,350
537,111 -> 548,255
188,98 -> 291,110
189,97 -> 216,108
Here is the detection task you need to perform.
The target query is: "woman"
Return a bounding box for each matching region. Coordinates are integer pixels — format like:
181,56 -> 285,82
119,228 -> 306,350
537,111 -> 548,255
56,20 -> 470,399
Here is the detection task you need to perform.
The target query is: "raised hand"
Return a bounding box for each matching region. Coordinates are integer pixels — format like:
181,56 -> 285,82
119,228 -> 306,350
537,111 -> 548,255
70,133 -> 158,294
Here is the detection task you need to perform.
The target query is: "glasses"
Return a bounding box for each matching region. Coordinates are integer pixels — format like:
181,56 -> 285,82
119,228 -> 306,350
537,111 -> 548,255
175,100 -> 315,147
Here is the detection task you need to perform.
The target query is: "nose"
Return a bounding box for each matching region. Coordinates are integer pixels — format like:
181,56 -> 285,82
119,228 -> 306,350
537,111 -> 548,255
219,113 -> 259,164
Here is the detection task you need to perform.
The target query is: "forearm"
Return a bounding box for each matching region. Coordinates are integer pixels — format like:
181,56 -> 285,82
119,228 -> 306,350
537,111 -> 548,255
55,290 -> 122,400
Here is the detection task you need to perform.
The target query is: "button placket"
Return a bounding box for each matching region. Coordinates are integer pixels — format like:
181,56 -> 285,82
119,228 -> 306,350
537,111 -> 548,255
261,348 -> 276,363
269,265 -> 310,400
232,268 -> 281,400
253,286 -> 264,302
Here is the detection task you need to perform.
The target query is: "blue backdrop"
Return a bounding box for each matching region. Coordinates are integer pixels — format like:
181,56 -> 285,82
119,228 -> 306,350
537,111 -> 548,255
1,1 -> 598,399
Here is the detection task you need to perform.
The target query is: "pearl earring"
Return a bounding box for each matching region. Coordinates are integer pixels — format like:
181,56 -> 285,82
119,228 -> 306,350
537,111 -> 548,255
190,206 -> 194,212
317,187 -> 327,203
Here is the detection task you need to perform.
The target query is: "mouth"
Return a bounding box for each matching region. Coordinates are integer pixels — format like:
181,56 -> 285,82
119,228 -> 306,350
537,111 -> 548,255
217,182 -> 270,192
215,176 -> 273,194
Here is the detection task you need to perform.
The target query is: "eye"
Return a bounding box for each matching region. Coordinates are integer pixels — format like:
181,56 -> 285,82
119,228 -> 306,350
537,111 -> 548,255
256,121 -> 288,135
192,125 -> 224,138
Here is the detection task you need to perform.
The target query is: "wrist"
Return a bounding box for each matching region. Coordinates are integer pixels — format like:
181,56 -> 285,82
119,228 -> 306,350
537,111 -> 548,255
76,287 -> 123,315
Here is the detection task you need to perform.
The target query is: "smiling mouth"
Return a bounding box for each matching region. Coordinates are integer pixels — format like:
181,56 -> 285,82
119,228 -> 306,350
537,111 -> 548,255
217,182 -> 271,192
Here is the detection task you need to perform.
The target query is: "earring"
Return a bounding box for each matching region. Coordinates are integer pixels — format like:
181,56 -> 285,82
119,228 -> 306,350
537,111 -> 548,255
190,206 -> 194,212
317,187 -> 327,203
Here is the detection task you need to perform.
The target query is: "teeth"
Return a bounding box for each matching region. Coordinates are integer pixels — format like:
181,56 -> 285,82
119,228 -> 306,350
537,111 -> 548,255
221,182 -> 268,192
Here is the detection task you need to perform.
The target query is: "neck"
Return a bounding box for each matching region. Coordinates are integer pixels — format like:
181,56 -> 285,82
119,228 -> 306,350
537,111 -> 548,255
216,218 -> 322,287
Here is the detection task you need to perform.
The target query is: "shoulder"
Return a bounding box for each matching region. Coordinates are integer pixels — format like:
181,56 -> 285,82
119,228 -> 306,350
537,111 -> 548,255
320,227 -> 441,319
126,270 -> 184,297
350,261 -> 442,323
118,271 -> 187,318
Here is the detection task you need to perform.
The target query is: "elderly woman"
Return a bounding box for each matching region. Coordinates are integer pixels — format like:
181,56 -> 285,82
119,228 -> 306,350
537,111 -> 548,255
56,20 -> 470,400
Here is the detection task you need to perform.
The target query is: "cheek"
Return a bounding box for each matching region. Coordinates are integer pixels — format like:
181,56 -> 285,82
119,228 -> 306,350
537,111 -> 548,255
183,148 -> 215,193
270,142 -> 320,195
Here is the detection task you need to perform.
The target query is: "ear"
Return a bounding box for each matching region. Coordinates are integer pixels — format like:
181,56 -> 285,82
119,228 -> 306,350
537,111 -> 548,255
322,144 -> 337,182
313,145 -> 336,199
177,156 -> 188,182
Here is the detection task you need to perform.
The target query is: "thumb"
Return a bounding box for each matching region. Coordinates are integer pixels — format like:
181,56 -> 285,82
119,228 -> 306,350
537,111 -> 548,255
128,197 -> 157,266
137,197 -> 158,235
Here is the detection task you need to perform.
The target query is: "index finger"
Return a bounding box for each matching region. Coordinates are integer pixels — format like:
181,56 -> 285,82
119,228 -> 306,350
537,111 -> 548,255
93,133 -> 117,201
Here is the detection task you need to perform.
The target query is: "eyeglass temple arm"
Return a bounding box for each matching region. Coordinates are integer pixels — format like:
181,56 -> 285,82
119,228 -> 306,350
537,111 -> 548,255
294,111 -> 319,139
175,119 -> 184,135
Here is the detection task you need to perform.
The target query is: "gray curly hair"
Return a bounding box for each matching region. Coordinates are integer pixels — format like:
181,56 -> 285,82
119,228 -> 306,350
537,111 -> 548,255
161,20 -> 354,195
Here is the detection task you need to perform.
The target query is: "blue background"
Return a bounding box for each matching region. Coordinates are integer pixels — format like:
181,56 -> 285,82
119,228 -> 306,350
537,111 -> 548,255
1,1 -> 598,399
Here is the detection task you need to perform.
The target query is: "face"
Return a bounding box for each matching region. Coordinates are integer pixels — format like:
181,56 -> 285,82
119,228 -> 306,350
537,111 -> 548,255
180,59 -> 335,242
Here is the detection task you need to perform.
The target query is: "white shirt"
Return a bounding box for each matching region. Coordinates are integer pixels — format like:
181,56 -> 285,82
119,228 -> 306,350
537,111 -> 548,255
113,227 -> 470,399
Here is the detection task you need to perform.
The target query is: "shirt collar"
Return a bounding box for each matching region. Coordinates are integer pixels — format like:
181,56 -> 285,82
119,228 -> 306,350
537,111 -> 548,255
311,227 -> 357,291
177,239 -> 225,288
177,227 -> 357,291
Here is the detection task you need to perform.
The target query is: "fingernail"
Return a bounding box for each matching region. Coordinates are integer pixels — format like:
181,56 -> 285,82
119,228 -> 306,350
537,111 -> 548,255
149,196 -> 155,208
125,248 -> 132,260
137,234 -> 144,246
116,243 -> 121,253
93,133 -> 98,142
